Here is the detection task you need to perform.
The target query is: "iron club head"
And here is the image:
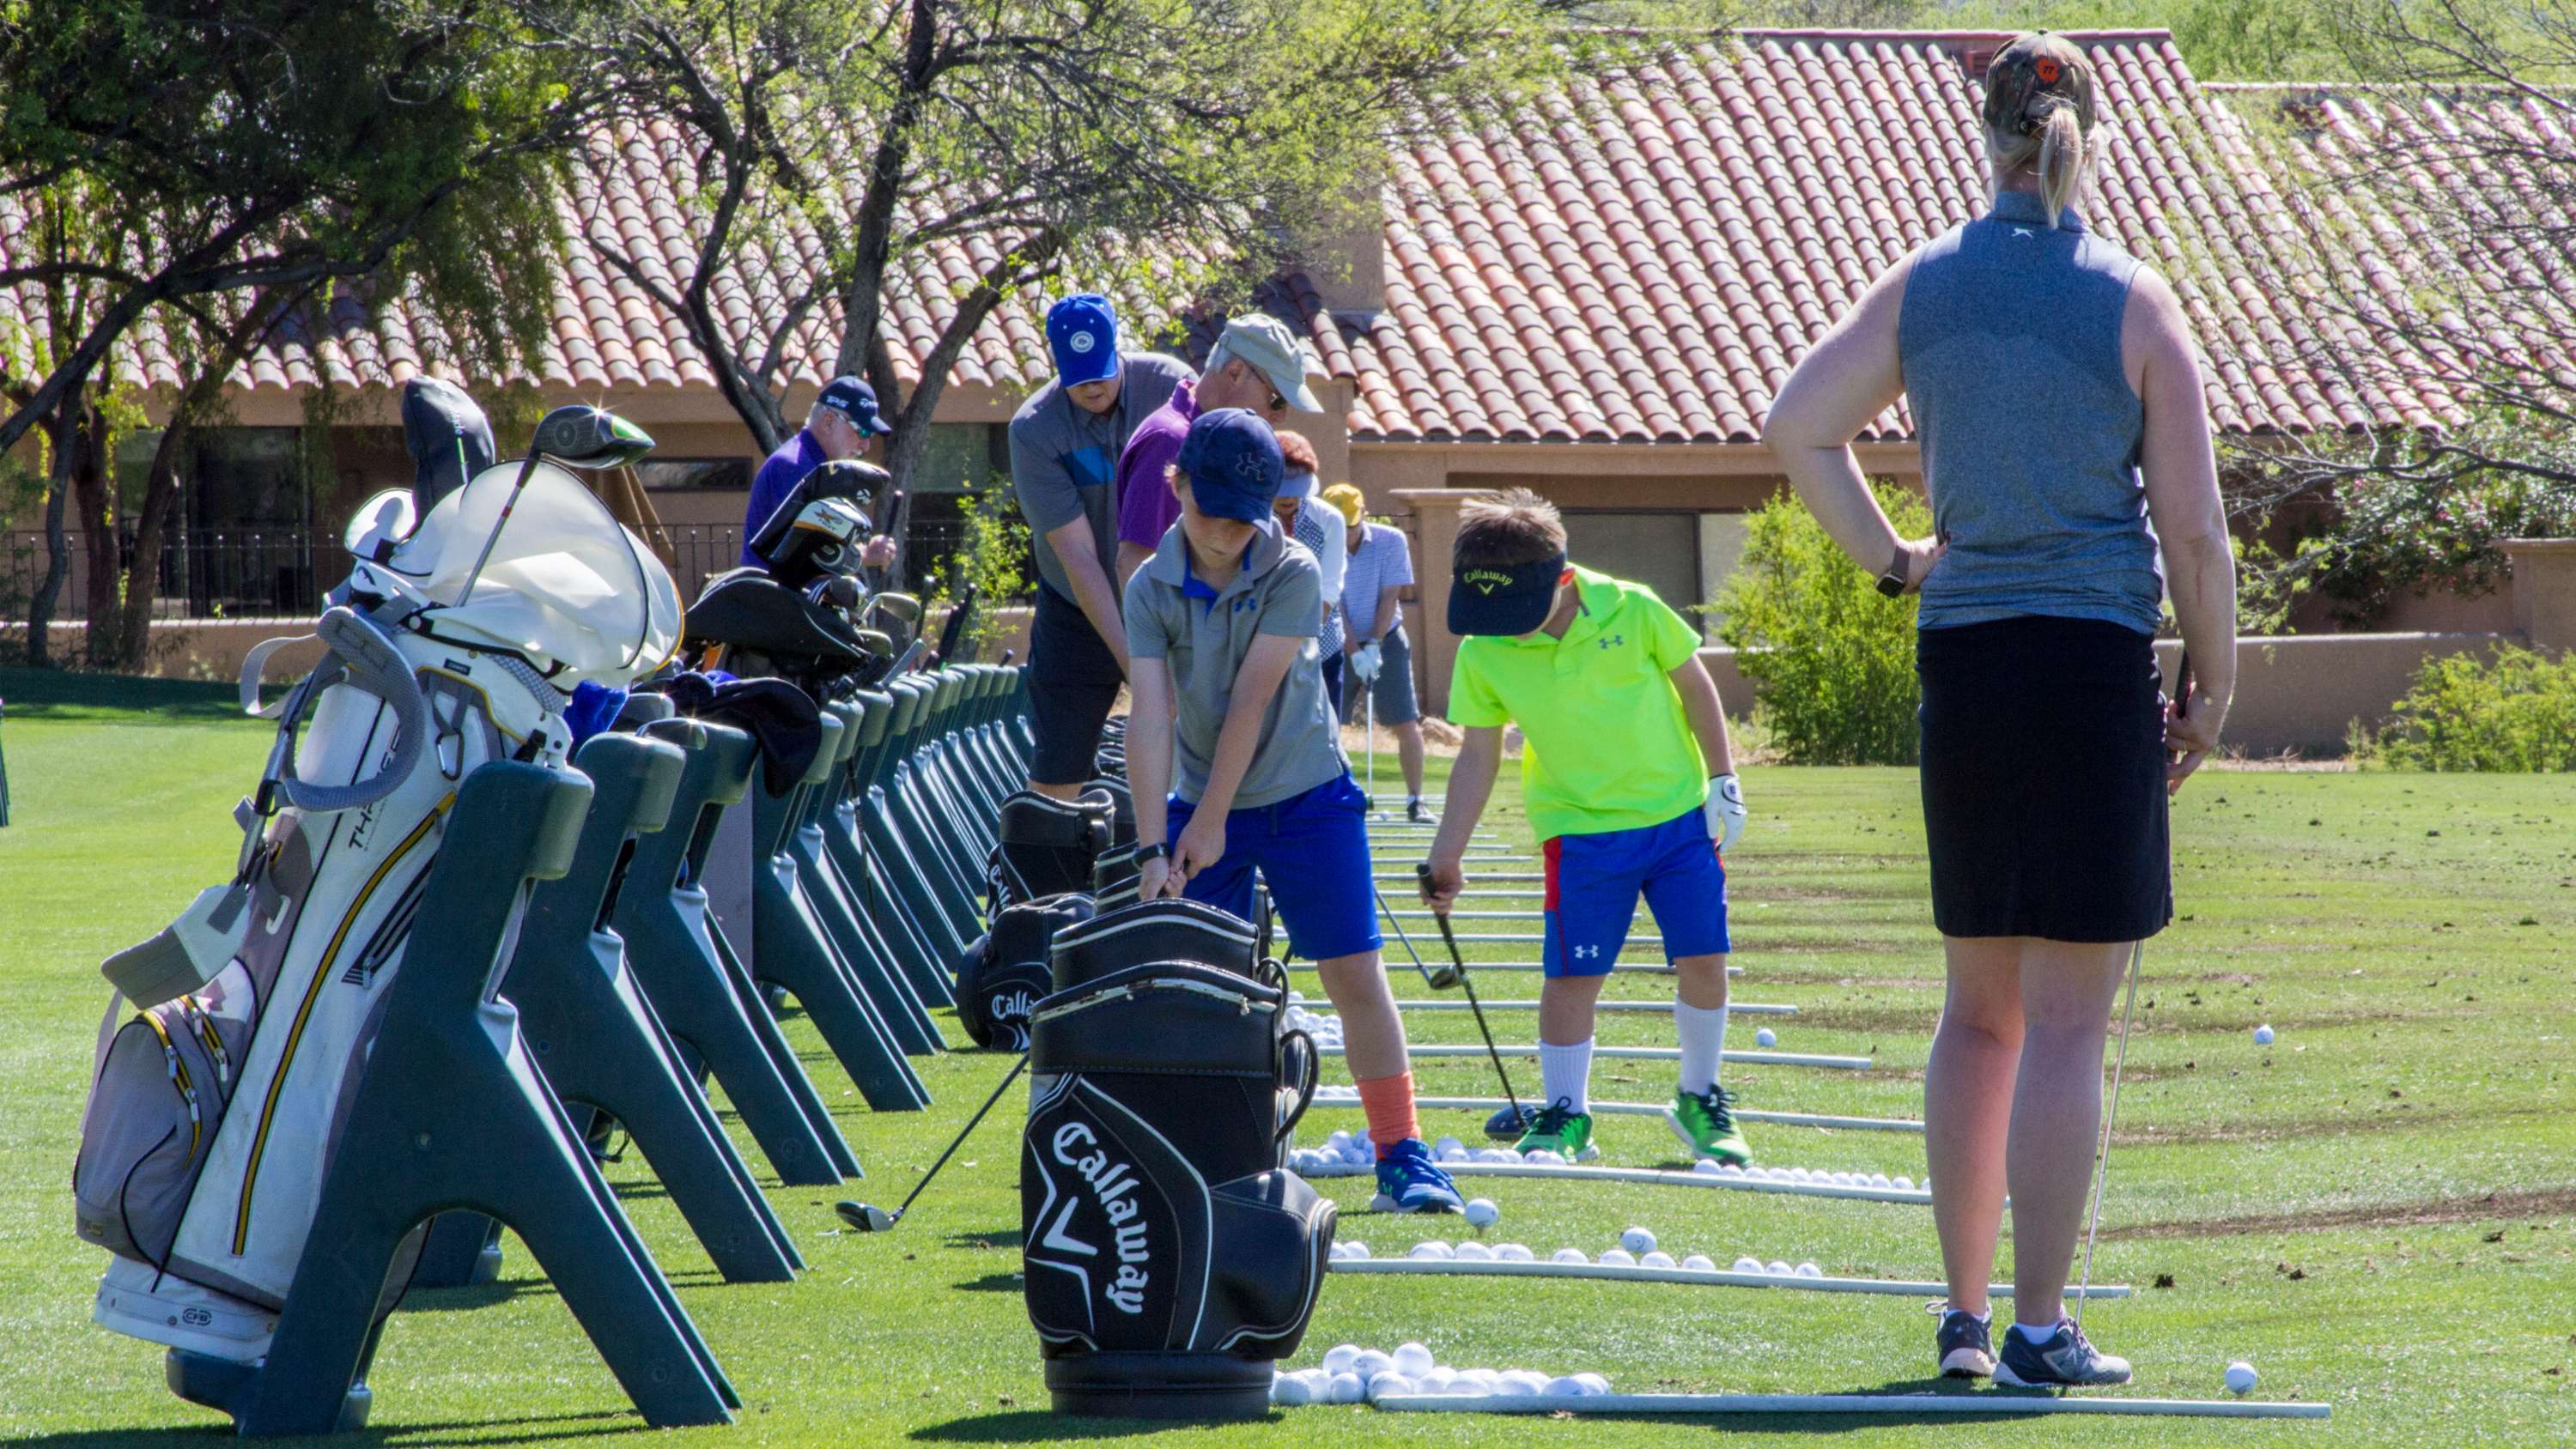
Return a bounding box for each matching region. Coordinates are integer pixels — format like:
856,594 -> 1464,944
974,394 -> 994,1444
835,1199 -> 897,1233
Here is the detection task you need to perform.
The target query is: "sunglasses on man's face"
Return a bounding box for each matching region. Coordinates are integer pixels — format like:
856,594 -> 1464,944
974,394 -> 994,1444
1267,391 -> 1289,415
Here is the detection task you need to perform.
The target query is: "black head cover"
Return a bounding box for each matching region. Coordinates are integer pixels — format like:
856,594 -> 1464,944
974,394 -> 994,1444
530,404 -> 654,470
401,378 -> 495,512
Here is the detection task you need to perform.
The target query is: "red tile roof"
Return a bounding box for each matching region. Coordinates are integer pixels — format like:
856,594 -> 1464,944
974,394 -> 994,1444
6,29 -> 2556,450
1338,28 -> 2483,444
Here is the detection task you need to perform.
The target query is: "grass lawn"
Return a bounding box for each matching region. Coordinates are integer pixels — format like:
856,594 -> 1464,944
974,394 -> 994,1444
1,691 -> 2570,1446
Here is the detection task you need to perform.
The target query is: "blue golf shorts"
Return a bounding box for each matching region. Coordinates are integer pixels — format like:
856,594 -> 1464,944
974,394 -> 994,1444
1541,807 -> 1730,978
1167,773 -> 1383,962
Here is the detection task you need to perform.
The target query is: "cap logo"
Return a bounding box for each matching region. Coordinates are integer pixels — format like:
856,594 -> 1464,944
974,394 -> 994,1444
1070,331 -> 1097,355
1462,568 -> 1512,595
2034,56 -> 2061,84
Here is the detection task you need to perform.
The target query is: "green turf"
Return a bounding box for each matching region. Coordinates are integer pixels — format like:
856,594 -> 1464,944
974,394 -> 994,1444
2,710 -> 2569,1445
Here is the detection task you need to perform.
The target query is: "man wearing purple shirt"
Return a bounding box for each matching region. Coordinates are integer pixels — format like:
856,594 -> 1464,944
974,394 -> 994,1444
742,375 -> 897,570
1111,313 -> 1324,585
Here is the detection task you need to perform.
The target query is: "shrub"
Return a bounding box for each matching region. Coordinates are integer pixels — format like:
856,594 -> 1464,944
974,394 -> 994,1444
926,477 -> 1034,658
1713,482 -> 1929,766
2356,645 -> 2576,772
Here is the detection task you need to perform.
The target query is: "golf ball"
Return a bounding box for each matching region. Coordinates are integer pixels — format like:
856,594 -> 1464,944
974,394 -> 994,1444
1416,1367 -> 1457,1393
1394,1342 -> 1437,1378
1573,1372 -> 1612,1396
1496,1242 -> 1535,1262
1551,1247 -> 1589,1264
1545,1375 -> 1587,1397
1682,1253 -> 1716,1271
1733,1255 -> 1765,1273
1893,1175 -> 1915,1191
1272,1372 -> 1315,1406
1434,1135 -> 1465,1156
1640,1251 -> 1677,1269
1523,1149 -> 1565,1166
1454,1240 -> 1495,1261
1341,1240 -> 1370,1259
1692,1157 -> 1722,1175
1323,1343 -> 1362,1375
1327,1371 -> 1366,1404
1367,1372 -> 1416,1401
1493,1372 -> 1540,1397
1352,1349 -> 1394,1379
1463,1197 -> 1499,1228
1755,1028 -> 1777,1047
2254,1025 -> 2275,1046
1410,1240 -> 1455,1259
1767,1259 -> 1795,1276
1620,1226 -> 1658,1253
2226,1361 -> 2259,1394
1795,1261 -> 1824,1278
1599,1248 -> 1637,1267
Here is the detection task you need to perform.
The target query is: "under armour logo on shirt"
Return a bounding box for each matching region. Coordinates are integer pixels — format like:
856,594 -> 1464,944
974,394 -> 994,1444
1598,634 -> 1624,649
1572,944 -> 1601,960
2012,227 -> 2036,239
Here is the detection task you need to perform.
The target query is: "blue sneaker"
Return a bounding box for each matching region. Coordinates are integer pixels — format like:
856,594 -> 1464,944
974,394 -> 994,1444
1369,1138 -> 1464,1214
1994,1319 -> 2133,1387
1934,1306 -> 1995,1379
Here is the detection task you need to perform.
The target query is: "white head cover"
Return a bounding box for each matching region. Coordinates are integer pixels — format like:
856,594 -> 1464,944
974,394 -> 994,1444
360,461 -> 682,686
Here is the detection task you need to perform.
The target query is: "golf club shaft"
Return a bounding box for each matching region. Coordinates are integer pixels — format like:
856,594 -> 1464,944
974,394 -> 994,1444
2081,650 -> 2190,1326
1415,863 -> 1525,1126
893,1053 -> 1028,1220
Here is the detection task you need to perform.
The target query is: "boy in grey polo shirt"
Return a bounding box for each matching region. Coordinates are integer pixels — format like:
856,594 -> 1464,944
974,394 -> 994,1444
1125,409 -> 1461,1215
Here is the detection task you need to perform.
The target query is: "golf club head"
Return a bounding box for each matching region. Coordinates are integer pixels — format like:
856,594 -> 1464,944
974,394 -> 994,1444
1425,965 -> 1463,991
530,404 -> 654,470
1484,1103 -> 1534,1139
871,591 -> 923,626
835,1200 -> 896,1233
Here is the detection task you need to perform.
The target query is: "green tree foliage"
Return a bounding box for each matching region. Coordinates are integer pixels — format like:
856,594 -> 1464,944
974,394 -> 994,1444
1713,481 -> 1930,766
590,0 -> 1716,544
2356,645 -> 2576,771
925,477 -> 1034,659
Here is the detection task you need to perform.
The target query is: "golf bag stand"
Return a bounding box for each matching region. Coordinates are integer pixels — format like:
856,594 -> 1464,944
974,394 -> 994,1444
611,721 -> 857,1184
492,728 -> 800,1282
1022,944 -> 1330,1418
781,700 -> 943,1057
167,764 -> 735,1434
747,710 -> 931,1110
825,688 -> 957,1012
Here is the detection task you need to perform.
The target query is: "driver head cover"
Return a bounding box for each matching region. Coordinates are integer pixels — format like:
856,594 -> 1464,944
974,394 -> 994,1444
532,405 -> 654,470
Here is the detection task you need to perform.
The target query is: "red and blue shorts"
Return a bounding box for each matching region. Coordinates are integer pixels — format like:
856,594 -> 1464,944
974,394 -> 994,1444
1541,807 -> 1730,979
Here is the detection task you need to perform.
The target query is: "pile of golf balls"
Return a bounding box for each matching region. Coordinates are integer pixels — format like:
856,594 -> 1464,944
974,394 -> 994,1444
1273,1343 -> 1611,1406
1287,1130 -> 1377,1178
1284,1003 -> 1344,1049
1681,1161 -> 1912,1191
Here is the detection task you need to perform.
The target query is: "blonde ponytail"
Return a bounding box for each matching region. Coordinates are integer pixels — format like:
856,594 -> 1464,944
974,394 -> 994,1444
2037,106 -> 2085,219
1984,100 -> 2093,220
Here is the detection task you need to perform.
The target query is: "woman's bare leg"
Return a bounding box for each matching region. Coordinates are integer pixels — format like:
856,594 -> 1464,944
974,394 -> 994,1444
1928,935 -> 2023,1316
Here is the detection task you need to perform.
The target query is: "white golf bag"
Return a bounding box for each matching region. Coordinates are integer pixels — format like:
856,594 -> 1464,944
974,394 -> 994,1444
74,454 -> 679,1362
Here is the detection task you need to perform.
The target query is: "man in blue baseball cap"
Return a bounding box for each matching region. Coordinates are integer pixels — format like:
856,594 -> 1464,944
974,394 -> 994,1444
741,375 -> 897,569
1008,292 -> 1194,799
1121,408 -> 1464,1216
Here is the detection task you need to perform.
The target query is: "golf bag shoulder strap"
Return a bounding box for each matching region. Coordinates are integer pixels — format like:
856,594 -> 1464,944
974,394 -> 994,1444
253,606 -> 432,818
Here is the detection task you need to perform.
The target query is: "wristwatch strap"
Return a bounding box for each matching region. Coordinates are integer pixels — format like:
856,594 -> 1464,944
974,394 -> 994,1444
1875,543 -> 1909,598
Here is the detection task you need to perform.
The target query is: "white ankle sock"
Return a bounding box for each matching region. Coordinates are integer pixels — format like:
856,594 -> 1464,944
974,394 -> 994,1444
2012,1320 -> 2063,1345
1674,1000 -> 1728,1095
1538,1038 -> 1594,1115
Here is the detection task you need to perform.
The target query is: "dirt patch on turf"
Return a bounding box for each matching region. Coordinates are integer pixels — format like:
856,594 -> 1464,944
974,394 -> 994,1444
2100,1188 -> 2576,1241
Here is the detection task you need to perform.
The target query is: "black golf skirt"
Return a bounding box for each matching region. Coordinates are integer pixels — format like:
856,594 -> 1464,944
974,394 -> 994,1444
1917,615 -> 2172,943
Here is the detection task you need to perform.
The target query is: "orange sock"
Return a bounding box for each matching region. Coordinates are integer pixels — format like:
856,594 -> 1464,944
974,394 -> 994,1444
1354,1071 -> 1420,1155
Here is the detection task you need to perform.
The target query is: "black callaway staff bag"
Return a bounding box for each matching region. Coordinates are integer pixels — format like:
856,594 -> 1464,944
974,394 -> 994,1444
1021,910 -> 1329,1417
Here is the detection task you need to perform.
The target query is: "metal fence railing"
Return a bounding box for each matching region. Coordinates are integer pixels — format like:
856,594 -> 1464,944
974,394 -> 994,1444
3,515 -> 1005,624
3,530 -> 341,621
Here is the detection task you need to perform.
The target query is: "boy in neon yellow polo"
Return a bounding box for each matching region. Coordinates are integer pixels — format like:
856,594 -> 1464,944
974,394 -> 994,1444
1420,489 -> 1752,1163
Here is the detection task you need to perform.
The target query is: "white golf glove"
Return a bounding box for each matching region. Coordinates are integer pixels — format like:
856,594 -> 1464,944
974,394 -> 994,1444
1351,640 -> 1382,682
1705,773 -> 1747,854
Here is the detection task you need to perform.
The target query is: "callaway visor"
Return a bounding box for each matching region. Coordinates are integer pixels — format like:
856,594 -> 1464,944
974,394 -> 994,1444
1449,552 -> 1566,636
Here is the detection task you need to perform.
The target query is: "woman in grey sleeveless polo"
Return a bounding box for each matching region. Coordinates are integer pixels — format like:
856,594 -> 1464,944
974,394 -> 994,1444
1765,33 -> 2236,1388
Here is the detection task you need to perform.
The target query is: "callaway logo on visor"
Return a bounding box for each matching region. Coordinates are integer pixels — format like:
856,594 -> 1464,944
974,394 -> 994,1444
1463,568 -> 1514,595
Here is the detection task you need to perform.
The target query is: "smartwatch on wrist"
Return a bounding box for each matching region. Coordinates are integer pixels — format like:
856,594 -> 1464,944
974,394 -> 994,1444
1135,843 -> 1170,864
1874,543 -> 1910,598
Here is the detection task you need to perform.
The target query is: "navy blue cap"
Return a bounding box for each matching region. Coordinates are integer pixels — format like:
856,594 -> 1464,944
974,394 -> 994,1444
1046,294 -> 1121,386
1175,409 -> 1283,522
817,376 -> 883,435
1449,552 -> 1567,636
